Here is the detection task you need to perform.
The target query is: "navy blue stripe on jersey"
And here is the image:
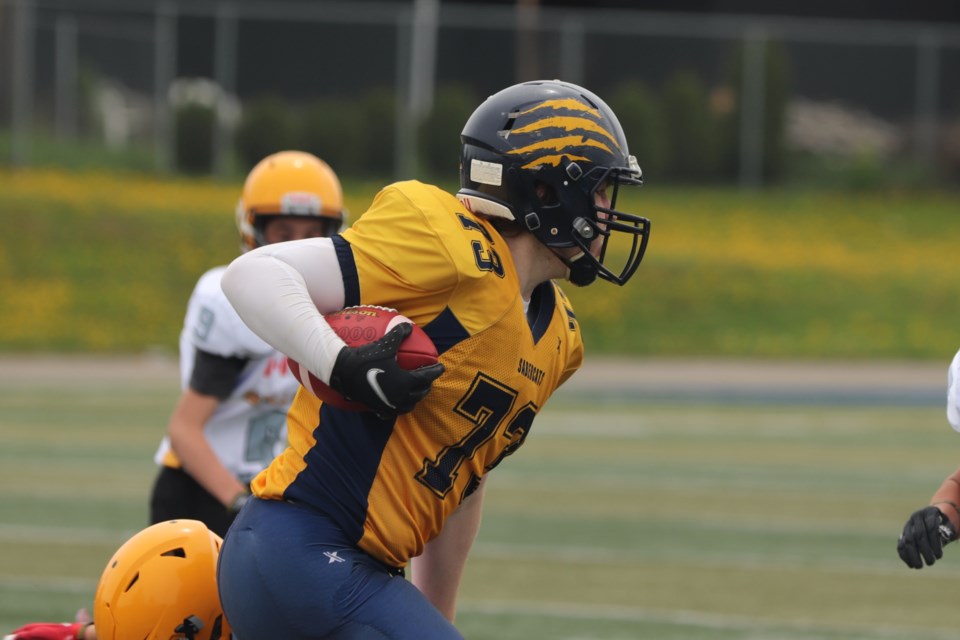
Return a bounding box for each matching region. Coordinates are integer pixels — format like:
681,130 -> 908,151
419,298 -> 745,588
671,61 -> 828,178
527,282 -> 557,344
564,305 -> 577,331
422,306 -> 470,356
283,405 -> 396,545
333,236 -> 361,308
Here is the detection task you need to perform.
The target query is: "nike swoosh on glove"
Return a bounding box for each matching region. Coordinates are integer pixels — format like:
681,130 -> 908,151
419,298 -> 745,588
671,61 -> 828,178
329,322 -> 445,417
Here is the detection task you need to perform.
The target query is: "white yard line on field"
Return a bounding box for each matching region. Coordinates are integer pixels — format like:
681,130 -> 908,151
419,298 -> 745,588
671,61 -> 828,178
0,576 -> 96,594
2,523 -> 956,580
469,541 -> 960,578
460,599 -> 958,639
0,523 -> 135,545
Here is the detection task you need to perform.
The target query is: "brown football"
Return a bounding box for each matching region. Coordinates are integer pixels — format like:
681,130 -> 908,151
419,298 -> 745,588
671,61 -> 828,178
287,305 -> 438,411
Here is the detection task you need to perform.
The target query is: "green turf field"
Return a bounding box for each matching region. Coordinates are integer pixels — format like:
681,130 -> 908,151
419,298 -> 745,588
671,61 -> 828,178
2,359 -> 959,639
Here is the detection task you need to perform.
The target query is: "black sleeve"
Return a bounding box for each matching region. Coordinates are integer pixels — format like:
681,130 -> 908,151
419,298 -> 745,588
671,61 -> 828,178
188,348 -> 250,400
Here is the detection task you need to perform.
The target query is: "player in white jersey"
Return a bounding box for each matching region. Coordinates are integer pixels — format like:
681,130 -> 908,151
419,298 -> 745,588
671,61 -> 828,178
149,150 -> 346,537
148,266 -> 300,536
897,347 -> 960,568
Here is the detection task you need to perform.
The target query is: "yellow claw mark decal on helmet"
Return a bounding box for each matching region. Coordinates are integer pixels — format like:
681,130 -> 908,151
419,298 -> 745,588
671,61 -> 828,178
512,116 -> 621,150
519,98 -> 600,119
519,153 -> 591,169
509,134 -> 613,156
509,134 -> 612,170
508,98 -> 622,170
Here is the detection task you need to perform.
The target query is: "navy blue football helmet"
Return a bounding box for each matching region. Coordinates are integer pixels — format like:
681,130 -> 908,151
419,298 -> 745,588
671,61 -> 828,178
457,79 -> 650,286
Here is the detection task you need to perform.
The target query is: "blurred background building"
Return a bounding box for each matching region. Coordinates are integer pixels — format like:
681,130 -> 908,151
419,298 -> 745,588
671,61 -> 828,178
2,0 -> 959,188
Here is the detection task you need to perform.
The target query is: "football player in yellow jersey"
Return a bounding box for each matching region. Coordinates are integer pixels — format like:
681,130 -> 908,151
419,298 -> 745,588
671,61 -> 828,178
217,79 -> 652,639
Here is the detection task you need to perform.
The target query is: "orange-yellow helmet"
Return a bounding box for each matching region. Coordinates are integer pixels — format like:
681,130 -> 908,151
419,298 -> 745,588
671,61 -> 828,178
93,519 -> 231,640
236,150 -> 345,251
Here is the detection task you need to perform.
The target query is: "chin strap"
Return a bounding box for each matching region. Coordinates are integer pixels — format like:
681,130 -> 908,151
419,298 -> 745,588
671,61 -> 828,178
559,251 -> 598,287
175,615 -> 204,640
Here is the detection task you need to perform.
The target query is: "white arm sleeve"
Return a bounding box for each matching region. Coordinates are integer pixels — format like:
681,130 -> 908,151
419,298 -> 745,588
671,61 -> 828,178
221,237 -> 348,384
948,348 -> 960,433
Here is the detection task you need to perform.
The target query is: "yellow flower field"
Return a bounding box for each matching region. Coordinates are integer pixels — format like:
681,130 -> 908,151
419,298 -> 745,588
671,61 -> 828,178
2,168 -> 958,358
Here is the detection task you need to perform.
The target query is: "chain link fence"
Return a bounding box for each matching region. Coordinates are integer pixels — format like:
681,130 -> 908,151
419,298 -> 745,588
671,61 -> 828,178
2,0 -> 959,186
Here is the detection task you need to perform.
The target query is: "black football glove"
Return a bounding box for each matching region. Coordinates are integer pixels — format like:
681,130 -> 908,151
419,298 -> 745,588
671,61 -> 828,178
328,322 -> 445,417
897,506 -> 957,569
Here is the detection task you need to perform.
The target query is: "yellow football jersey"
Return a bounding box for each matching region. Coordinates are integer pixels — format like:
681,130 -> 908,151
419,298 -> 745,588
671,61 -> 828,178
250,180 -> 584,568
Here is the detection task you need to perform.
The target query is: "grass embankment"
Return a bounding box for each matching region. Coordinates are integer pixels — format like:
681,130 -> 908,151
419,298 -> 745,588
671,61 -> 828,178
1,168 -> 957,358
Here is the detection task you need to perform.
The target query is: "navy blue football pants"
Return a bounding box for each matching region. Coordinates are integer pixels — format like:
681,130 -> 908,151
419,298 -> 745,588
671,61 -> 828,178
217,497 -> 464,639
